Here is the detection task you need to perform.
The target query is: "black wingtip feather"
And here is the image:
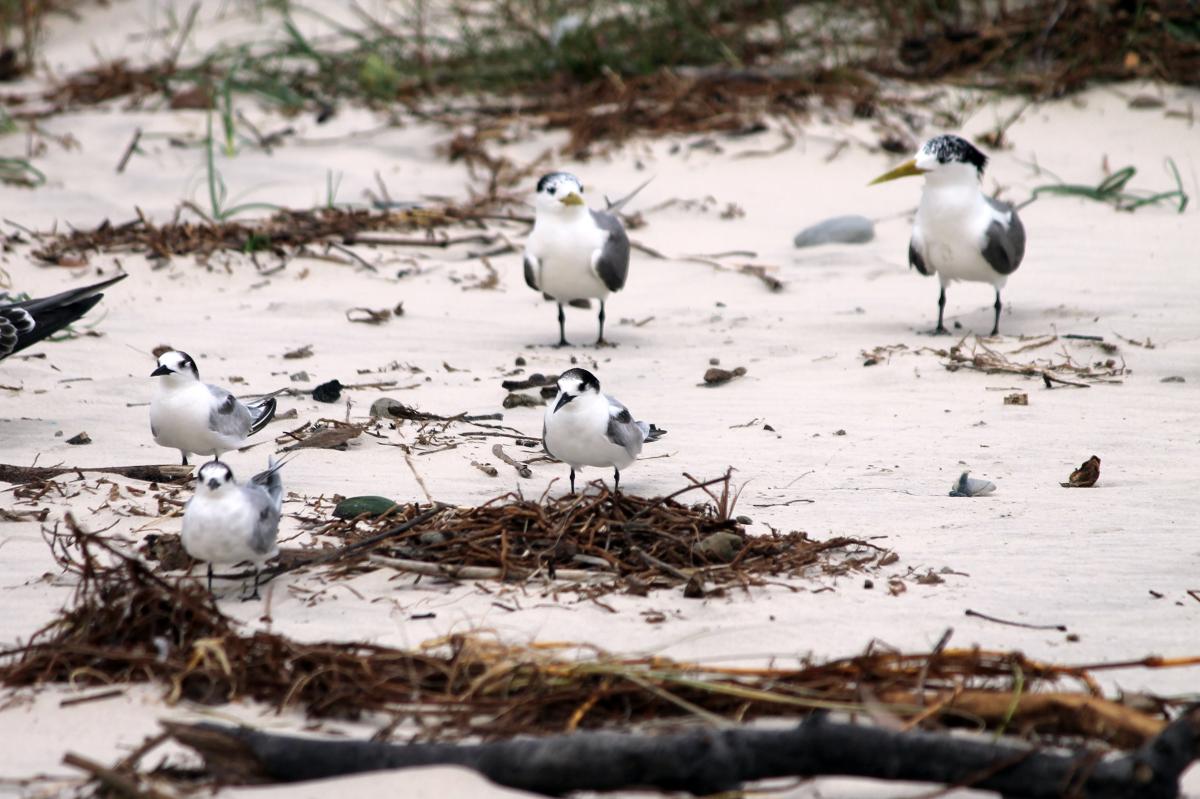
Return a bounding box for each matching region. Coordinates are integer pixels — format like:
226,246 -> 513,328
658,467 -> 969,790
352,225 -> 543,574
248,397 -> 277,435
646,424 -> 667,442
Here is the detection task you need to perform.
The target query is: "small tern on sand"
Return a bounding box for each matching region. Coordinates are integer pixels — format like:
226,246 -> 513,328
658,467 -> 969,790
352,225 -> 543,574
543,367 -> 665,493
523,172 -> 632,347
871,135 -> 1026,336
150,350 -> 277,466
182,458 -> 283,600
0,273 -> 126,362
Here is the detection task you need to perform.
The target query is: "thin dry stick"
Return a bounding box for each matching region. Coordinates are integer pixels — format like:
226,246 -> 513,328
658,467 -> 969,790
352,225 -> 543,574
405,454 -> 434,504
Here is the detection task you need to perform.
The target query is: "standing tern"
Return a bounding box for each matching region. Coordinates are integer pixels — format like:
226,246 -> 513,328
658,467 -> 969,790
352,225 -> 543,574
523,172 -> 631,347
182,458 -> 284,600
150,350 -> 277,465
0,273 -> 126,362
871,134 -> 1026,335
543,367 -> 665,493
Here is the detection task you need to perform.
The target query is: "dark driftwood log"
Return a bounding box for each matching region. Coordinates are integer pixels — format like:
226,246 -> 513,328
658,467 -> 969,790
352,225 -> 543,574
0,463 -> 194,485
165,707 -> 1200,798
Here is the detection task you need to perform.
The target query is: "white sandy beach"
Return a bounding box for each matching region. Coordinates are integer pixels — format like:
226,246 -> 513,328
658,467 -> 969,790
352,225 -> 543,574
1,3 -> 1199,797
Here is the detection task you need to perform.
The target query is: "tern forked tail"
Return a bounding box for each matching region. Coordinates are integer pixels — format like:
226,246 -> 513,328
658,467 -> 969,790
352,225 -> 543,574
0,273 -> 127,361
644,423 -> 667,443
247,397 -> 277,436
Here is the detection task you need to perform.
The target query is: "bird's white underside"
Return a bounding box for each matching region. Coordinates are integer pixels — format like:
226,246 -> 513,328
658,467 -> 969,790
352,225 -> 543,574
526,211 -> 611,301
543,392 -> 639,471
914,181 -> 1013,289
182,488 -> 278,566
150,382 -> 243,457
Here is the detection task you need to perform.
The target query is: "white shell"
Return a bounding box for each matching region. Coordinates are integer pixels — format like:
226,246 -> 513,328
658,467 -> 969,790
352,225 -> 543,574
949,471 -> 996,497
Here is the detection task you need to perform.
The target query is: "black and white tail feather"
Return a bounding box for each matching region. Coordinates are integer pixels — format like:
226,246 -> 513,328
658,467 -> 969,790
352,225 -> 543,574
247,397 -> 278,436
0,273 -> 126,361
249,455 -> 287,508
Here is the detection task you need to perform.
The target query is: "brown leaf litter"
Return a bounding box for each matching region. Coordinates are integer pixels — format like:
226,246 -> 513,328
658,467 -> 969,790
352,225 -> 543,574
1062,455 -> 1101,488
1,519 -> 1193,754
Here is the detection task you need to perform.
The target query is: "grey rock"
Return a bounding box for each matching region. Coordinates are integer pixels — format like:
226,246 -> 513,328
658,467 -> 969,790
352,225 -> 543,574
692,532 -> 744,562
793,215 -> 875,248
370,397 -> 404,418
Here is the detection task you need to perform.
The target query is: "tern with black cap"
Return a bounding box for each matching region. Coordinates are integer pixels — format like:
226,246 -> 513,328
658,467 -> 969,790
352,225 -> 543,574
543,367 -> 665,493
871,134 -> 1026,336
182,458 -> 284,600
523,172 -> 633,347
149,350 -> 277,465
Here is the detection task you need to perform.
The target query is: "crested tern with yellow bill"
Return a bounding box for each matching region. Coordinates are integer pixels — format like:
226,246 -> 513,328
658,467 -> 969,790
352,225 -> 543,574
523,172 -> 632,347
872,135 -> 1026,336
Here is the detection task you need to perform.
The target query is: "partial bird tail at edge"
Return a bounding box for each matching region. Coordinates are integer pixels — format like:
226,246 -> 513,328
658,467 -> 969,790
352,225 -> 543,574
3,273 -> 128,359
644,423 -> 667,443
247,397 -> 277,435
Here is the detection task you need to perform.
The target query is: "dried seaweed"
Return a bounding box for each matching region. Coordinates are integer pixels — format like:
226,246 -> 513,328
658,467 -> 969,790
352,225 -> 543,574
306,473 -> 885,595
2,517 -> 1192,752
862,335 -> 1127,385
12,1 -> 1195,157
29,203 -> 516,263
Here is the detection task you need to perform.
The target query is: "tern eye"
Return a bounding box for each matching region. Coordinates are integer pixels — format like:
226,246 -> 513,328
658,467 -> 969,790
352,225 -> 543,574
548,186 -> 557,195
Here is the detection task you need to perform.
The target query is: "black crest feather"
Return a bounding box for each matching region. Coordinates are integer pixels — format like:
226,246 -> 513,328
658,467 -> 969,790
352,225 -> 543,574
537,172 -> 582,193
924,135 -> 988,175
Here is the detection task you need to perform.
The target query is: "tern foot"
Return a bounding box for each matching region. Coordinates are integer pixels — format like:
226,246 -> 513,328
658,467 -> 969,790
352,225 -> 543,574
553,340 -> 572,349
926,325 -> 950,336
240,589 -> 262,602
594,337 -> 617,349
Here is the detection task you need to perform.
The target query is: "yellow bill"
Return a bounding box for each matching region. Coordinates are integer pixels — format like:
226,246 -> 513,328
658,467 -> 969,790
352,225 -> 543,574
560,192 -> 585,206
869,158 -> 925,185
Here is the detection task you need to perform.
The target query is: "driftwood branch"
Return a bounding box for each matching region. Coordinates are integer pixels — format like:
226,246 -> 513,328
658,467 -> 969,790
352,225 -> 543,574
367,554 -> 610,583
165,707 -> 1200,798
0,463 -> 194,485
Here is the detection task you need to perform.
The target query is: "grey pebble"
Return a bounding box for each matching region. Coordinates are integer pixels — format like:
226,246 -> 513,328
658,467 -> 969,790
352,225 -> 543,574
793,215 -> 875,248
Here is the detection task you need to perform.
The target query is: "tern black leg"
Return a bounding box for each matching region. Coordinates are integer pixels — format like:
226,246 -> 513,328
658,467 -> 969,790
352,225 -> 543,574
613,468 -> 620,493
933,286 -> 948,335
555,303 -> 569,347
244,569 -> 262,602
181,451 -> 189,466
596,301 -> 607,346
206,564 -> 213,592
569,468 -> 576,494
991,289 -> 1002,336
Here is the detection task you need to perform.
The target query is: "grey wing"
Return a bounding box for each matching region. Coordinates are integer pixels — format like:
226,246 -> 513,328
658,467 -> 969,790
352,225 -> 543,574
982,197 -> 1026,276
589,210 -> 630,292
243,485 -> 281,556
206,383 -> 253,438
604,397 -> 645,457
523,252 -> 540,291
908,240 -> 932,276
